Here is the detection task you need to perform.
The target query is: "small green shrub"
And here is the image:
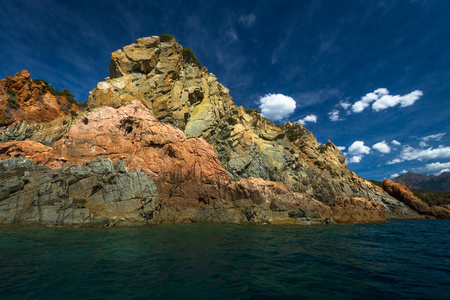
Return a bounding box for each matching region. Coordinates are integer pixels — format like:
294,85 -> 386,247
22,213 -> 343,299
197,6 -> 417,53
159,34 -> 175,43
182,48 -> 202,69
70,110 -> 77,117
6,88 -> 16,97
7,98 -> 20,110
285,124 -> 305,142
245,108 -> 261,114
33,79 -> 48,86
317,144 -> 327,153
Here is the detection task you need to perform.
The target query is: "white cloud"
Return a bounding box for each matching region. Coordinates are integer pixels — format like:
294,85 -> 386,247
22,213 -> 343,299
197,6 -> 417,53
419,133 -> 446,147
436,169 -> 450,176
389,169 -> 408,179
387,158 -> 403,165
239,14 -> 256,27
348,155 -> 363,163
328,109 -> 341,121
226,29 -> 238,41
388,145 -> 450,164
340,101 -> 351,110
373,140 -> 391,153
351,88 -> 423,113
345,141 -> 371,163
392,140 -> 401,146
423,162 -> 450,173
259,93 -> 296,121
348,141 -> 371,155
337,146 -> 346,151
298,114 -> 317,126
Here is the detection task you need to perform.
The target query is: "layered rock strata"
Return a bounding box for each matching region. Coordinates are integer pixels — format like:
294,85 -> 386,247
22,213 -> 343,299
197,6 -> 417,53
0,102 -> 387,226
87,35 -> 417,219
0,157 -> 161,227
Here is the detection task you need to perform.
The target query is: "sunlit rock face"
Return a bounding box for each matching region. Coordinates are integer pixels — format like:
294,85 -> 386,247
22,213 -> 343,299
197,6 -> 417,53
87,35 -> 416,219
0,70 -> 82,145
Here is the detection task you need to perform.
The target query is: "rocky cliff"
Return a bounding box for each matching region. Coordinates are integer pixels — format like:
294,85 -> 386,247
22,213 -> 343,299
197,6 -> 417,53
1,102 -> 388,226
0,70 -> 83,145
87,35 -> 416,219
0,35 -> 428,226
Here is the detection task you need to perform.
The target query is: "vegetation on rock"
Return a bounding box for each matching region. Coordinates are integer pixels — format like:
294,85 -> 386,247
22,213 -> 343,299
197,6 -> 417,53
182,48 -> 202,68
158,34 -> 175,43
285,124 -> 305,141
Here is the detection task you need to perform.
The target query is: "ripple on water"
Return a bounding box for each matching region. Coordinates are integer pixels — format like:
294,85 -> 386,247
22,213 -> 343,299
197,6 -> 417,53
1,220 -> 449,299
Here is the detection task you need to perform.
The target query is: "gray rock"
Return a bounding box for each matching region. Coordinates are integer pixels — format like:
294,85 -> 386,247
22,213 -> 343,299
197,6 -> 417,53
0,157 -> 162,227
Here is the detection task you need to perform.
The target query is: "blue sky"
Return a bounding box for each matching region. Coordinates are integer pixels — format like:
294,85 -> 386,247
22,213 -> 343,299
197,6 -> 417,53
1,0 -> 449,181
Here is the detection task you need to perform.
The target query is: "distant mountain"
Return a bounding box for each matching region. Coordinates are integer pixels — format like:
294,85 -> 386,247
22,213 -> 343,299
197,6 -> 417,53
392,172 -> 450,191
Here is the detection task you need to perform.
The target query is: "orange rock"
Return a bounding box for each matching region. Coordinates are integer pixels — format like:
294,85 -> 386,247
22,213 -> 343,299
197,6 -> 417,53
0,141 -> 55,165
329,196 -> 386,223
0,101 -> 387,223
383,179 -> 450,218
0,70 -> 80,125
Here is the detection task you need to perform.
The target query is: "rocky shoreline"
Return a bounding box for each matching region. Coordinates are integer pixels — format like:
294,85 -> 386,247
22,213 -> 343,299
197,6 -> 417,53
1,35 -> 448,227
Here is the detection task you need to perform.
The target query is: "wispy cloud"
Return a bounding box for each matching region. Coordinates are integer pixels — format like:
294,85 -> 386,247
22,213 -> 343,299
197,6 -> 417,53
419,133 -> 446,147
238,14 -> 256,27
295,88 -> 340,108
339,101 -> 351,110
328,109 -> 342,121
388,145 -> 450,164
423,161 -> 450,174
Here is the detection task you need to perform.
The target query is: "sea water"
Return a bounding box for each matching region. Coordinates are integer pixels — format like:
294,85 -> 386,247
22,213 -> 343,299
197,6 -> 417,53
1,220 -> 449,299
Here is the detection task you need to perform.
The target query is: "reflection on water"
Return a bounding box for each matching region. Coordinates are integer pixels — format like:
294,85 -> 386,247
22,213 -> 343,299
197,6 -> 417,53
1,220 -> 449,299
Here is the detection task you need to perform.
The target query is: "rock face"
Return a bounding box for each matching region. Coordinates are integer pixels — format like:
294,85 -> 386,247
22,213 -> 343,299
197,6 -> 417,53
0,102 -> 387,226
87,35 -> 415,219
0,70 -> 83,145
0,157 -> 161,226
329,197 -> 386,223
383,180 -> 450,219
1,36 -> 428,225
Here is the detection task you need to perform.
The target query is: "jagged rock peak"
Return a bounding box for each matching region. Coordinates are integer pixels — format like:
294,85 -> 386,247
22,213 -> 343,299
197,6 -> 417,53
108,34 -> 203,80
0,70 -> 81,126
86,35 -> 420,219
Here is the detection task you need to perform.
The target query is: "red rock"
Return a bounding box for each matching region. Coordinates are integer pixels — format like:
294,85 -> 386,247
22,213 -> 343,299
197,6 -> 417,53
0,141 -> 55,165
0,70 -> 80,125
0,101 -> 387,223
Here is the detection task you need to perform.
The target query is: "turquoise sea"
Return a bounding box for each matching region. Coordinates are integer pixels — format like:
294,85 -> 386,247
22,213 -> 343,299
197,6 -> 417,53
1,220 -> 449,299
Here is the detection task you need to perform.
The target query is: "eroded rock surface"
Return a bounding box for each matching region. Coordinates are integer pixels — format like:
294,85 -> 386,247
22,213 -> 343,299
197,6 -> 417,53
0,157 -> 161,226
383,179 -> 450,219
87,35 -> 415,219
0,70 -> 83,145
0,102 -> 386,225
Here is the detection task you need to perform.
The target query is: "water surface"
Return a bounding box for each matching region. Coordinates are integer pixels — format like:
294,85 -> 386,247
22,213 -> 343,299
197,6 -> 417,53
1,220 -> 449,299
